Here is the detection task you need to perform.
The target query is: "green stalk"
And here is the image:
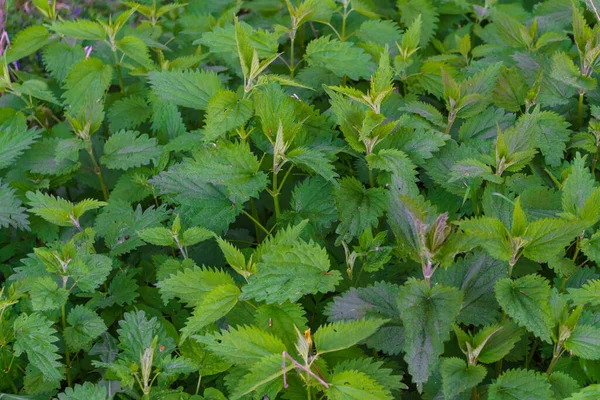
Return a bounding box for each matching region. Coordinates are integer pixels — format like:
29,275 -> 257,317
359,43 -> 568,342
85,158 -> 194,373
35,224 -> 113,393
61,302 -> 72,387
242,210 -> 270,236
578,91 -> 584,130
249,198 -> 262,242
272,171 -> 281,218
368,167 -> 375,188
87,145 -> 109,201
290,32 -> 296,78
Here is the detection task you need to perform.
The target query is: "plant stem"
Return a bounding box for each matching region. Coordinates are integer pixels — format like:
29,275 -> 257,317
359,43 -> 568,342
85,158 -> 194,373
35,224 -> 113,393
242,210 -> 270,236
249,198 -> 262,242
578,91 -> 584,130
526,338 -> 538,369
368,167 -> 374,188
113,50 -> 125,93
592,147 -> 599,173
290,31 -> 296,78
272,171 -> 281,218
61,303 -> 72,387
86,146 -> 109,201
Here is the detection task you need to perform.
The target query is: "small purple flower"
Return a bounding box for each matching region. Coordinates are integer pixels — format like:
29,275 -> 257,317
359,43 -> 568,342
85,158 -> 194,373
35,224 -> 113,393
84,46 -> 93,58
74,7 -> 81,16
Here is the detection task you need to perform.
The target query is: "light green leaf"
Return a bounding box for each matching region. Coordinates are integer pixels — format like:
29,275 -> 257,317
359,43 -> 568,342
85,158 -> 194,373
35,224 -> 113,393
0,179 -> 29,230
564,325 -> 600,360
158,266 -> 236,306
335,177 -> 387,244
241,232 -> 341,304
313,318 -> 387,355
6,26 -> 49,63
101,130 -> 161,170
327,370 -> 391,400
495,275 -> 554,343
488,369 -> 553,400
64,305 -> 107,352
195,325 -> 286,367
203,90 -> 253,142
181,284 -> 240,341
29,276 -> 69,312
440,357 -> 487,399
148,69 -> 222,110
50,20 -> 105,40
13,313 -> 63,382
305,36 -> 373,80
62,58 -> 113,111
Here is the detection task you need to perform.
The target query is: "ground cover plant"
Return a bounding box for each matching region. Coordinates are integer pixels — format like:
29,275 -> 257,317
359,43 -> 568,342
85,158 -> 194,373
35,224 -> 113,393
4,0 -> 600,398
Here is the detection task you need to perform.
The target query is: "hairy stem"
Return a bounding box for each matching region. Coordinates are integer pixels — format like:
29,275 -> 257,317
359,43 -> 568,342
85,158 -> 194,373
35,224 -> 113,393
61,303 -> 72,387
242,210 -> 270,236
86,146 -> 109,201
272,170 -> 281,218
578,91 -> 584,130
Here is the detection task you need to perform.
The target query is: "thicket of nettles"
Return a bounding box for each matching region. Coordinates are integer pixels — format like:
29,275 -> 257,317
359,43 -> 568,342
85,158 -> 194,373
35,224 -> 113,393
5,0 -> 600,398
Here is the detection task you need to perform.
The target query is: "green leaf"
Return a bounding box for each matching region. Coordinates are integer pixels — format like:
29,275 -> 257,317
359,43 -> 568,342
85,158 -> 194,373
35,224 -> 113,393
255,302 -> 308,349
229,354 -> 289,400
287,147 -> 338,182
548,371 -> 580,400
523,219 -> 588,263
0,115 -> 41,170
101,130 -> 161,170
281,177 -> 337,232
488,369 -> 553,400
564,385 -> 600,399
27,191 -> 105,227
13,313 -> 63,382
335,177 -> 387,244
117,35 -> 152,67
57,382 -> 108,400
108,95 -> 151,131
473,321 -> 523,364
64,305 -> 107,352
325,282 -> 403,355
42,42 -> 86,83
564,325 -> 600,360
14,79 -> 60,104
495,275 -> 554,343
326,370 -> 390,400
150,141 -> 268,233
203,90 -> 253,142
137,226 -> 174,246
62,58 -> 113,111
562,154 -> 596,218
397,0 -> 439,47
0,179 -> 29,230
6,26 -> 49,63
94,201 -> 169,256
440,357 -> 487,399
457,216 -> 511,261
148,69 -> 222,110
181,226 -> 214,246
568,279 -> 600,306
116,310 -> 174,362
398,279 -> 463,388
332,357 -> 408,393
313,318 -> 387,355
181,284 -> 240,341
241,233 -> 341,303
158,265 -> 236,306
195,325 -> 286,367
305,36 -> 373,80
29,276 -> 69,312
50,20 -> 105,40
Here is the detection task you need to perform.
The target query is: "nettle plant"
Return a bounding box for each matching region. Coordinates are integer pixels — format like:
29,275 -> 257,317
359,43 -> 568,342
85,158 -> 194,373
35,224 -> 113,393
4,0 -> 600,398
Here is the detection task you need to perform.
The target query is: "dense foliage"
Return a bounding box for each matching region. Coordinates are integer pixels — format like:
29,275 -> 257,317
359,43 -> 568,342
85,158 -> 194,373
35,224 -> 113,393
3,0 -> 600,398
